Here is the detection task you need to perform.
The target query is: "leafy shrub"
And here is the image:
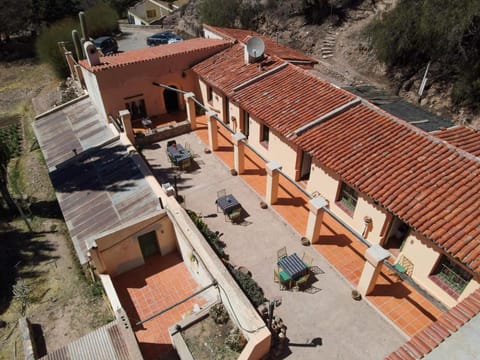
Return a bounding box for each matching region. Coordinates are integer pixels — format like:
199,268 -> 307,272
225,328 -> 247,352
209,303 -> 229,324
36,3 -> 119,78
0,122 -> 21,160
365,0 -> 480,108
187,210 -> 228,260
200,0 -> 239,27
187,210 -> 266,307
85,3 -> 119,38
228,263 -> 266,307
36,17 -> 77,78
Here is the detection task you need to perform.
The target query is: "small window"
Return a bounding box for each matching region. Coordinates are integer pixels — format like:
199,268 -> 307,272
337,182 -> 357,215
430,256 -> 472,299
261,124 -> 269,147
146,9 -> 156,18
207,86 -> 213,103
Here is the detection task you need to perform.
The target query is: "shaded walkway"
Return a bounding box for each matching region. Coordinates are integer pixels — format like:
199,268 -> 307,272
193,116 -> 442,337
113,252 -> 208,360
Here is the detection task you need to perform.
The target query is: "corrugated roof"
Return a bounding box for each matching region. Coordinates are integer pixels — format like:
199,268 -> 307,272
203,24 -> 318,64
292,102 -> 480,274
40,321 -> 131,360
432,126 -> 480,158
79,38 -> 231,72
34,97 -> 161,264
386,288 -> 480,360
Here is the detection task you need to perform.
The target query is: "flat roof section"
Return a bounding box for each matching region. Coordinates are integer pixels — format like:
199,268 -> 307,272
345,85 -> 453,132
34,97 -> 162,264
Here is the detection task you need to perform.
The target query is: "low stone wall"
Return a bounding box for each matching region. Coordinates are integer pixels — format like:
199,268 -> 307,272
18,317 -> 36,360
136,121 -> 191,146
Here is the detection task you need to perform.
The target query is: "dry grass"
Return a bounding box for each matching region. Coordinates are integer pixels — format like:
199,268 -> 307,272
0,59 -> 113,360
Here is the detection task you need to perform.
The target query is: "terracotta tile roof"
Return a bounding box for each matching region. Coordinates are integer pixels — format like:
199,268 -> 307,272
194,50 -> 356,134
386,288 -> 480,359
79,38 -> 231,72
432,126 -> 480,158
193,43 -> 285,94
204,24 -> 318,64
292,103 -> 480,274
231,64 -> 357,134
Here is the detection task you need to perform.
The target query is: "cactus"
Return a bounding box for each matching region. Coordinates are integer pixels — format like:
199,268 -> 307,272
72,29 -> 84,60
79,11 -> 88,43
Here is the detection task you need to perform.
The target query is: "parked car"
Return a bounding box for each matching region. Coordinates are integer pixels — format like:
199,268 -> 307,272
93,36 -> 118,55
146,32 -> 183,46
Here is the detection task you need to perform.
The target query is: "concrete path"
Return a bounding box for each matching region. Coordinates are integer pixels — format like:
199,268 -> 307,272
143,132 -> 406,359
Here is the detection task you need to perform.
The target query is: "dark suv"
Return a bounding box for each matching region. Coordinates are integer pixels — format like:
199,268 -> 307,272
146,32 -> 183,46
93,36 -> 118,55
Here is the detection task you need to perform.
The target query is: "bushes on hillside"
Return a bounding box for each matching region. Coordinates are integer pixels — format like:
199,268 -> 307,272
365,0 -> 480,109
200,0 -> 239,27
36,3 -> 119,78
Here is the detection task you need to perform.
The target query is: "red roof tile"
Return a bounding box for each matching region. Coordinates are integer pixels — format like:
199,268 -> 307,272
231,64 -> 357,134
292,103 -> 480,274
432,126 -> 480,158
386,288 -> 480,359
79,38 -> 231,72
204,24 -> 318,64
192,43 -> 285,95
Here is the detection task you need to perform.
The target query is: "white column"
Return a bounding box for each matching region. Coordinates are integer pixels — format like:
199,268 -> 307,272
357,245 -> 391,296
119,110 -> 134,145
266,161 -> 282,205
305,197 -> 328,243
207,111 -> 218,151
232,132 -> 246,174
183,92 -> 197,130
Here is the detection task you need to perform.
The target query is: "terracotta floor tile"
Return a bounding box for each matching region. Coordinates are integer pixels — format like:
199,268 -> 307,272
113,252 -> 207,360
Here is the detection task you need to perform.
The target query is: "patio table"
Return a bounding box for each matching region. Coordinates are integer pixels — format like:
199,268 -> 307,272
278,253 -> 308,280
216,194 -> 241,215
167,144 -> 192,168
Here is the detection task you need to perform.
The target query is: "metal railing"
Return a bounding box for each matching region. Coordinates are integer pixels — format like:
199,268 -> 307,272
436,264 -> 469,294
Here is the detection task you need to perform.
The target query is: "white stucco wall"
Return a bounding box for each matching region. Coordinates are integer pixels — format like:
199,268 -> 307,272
81,67 -> 108,121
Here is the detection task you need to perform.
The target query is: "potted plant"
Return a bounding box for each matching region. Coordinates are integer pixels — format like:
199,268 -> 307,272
301,236 -> 310,246
230,168 -> 238,176
260,201 -> 268,209
351,289 -> 361,301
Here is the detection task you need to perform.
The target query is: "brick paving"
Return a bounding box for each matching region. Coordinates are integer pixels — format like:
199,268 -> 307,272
113,252 -> 209,360
194,115 -> 443,337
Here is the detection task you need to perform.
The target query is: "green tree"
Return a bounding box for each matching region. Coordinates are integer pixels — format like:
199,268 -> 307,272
200,0 -> 239,27
0,124 -> 21,213
0,0 -> 32,40
365,0 -> 480,108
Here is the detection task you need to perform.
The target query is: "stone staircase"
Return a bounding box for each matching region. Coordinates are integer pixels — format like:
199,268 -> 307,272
321,28 -> 337,59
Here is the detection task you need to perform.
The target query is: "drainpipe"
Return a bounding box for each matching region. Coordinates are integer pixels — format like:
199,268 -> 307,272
362,216 -> 372,239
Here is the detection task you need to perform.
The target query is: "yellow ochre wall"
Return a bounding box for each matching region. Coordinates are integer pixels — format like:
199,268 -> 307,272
92,213 -> 176,276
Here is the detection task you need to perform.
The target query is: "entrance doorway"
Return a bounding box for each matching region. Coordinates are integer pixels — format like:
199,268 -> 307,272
164,86 -> 179,112
383,217 -> 409,257
300,151 -> 312,180
138,231 -> 160,258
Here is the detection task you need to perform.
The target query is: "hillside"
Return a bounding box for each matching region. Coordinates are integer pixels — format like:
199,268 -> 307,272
169,0 -> 479,129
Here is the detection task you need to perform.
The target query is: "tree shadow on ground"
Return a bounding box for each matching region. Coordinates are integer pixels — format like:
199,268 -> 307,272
0,223 -> 59,314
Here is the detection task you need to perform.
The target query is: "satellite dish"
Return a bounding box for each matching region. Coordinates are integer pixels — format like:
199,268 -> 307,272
246,37 -> 265,60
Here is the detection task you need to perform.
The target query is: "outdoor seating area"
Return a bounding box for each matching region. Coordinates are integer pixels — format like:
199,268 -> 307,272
215,190 -> 243,223
142,131 -> 408,359
275,250 -> 316,292
166,140 -> 193,170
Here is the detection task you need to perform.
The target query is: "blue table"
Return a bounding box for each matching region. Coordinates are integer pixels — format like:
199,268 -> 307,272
216,194 -> 241,214
278,253 -> 308,280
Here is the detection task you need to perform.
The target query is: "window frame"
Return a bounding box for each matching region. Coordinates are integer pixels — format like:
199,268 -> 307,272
429,256 -> 472,299
261,124 -> 270,148
336,182 -> 358,216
